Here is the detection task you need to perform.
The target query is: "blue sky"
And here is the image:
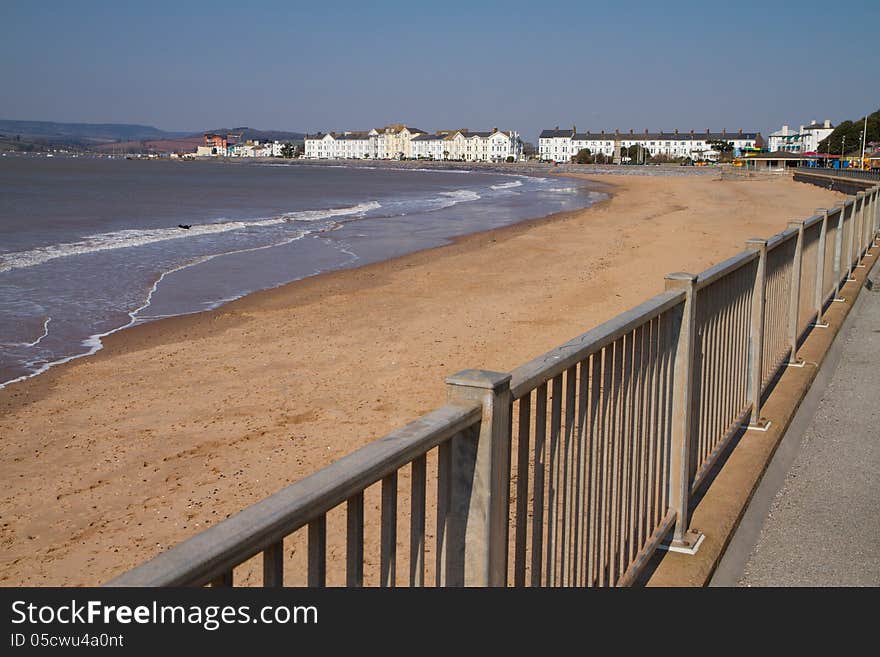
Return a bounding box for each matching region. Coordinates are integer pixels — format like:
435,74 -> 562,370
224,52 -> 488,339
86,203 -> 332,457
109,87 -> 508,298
2,0 -> 878,142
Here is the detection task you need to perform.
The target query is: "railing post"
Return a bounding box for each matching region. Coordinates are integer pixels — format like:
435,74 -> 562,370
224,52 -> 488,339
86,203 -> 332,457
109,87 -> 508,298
870,187 -> 878,244
855,192 -> 866,263
873,187 -> 879,240
871,185 -> 880,240
662,272 -> 703,553
813,209 -> 829,328
832,203 -> 846,301
845,198 -> 857,281
874,187 -> 880,243
444,369 -> 512,586
745,238 -> 770,430
787,221 -> 804,364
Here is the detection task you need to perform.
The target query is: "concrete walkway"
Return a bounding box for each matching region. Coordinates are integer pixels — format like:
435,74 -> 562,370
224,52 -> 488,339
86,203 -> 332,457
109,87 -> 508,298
726,264 -> 880,586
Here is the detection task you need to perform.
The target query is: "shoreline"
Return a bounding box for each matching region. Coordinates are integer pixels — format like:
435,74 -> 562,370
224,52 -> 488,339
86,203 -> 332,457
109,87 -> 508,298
0,173 -> 616,410
0,172 -> 844,585
0,167 -> 608,393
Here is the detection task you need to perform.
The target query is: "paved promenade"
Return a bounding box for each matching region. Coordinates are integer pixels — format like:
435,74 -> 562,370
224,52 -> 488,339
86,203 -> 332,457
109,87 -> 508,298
735,263 -> 880,586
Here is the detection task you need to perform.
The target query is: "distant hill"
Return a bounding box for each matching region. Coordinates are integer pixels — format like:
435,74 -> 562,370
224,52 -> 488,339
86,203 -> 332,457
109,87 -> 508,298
94,136 -> 205,155
0,120 -> 305,153
0,120 -> 192,145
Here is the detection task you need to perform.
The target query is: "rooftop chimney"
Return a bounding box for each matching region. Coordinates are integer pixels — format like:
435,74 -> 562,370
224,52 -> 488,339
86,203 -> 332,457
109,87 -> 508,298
739,128 -> 743,135
824,119 -> 831,128
674,128 -> 679,135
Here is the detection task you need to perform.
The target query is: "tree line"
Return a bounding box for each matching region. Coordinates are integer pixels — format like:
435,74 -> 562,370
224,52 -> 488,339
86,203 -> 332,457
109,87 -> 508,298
817,109 -> 880,155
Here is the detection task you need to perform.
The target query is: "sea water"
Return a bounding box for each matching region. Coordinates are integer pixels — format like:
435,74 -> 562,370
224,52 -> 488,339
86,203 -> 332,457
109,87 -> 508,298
0,156 -> 605,386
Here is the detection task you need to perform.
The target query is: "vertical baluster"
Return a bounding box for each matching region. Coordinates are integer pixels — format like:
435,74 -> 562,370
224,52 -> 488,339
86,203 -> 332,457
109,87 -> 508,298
308,516 -> 326,587
530,383 -> 548,587
262,540 -> 284,587
609,337 -> 624,584
436,441 -> 451,586
410,455 -> 426,587
619,332 -> 634,576
708,285 -> 722,465
628,325 -> 644,565
545,373 -> 563,585
346,493 -> 364,587
513,393 -> 532,587
562,366 -> 577,585
639,317 -> 656,553
586,353 -> 602,586
598,344 -> 613,586
380,472 -> 398,587
720,274 -> 732,453
575,358 -> 589,586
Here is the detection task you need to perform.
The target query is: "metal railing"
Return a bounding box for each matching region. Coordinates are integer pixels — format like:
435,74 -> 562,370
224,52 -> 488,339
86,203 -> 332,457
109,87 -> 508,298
107,181 -> 880,588
799,168 -> 879,182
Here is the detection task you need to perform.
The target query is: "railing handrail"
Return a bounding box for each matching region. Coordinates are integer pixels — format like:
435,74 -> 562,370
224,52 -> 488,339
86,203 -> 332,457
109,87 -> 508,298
694,249 -> 758,290
508,288 -> 685,399
106,402 -> 482,587
766,226 -> 799,251
795,168 -> 880,184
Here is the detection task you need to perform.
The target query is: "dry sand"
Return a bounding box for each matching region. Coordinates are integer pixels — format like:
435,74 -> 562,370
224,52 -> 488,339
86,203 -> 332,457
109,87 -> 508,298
0,172 -> 843,585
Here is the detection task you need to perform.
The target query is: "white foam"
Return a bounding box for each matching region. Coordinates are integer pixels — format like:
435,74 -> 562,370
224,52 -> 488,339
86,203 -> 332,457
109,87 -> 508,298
22,317 -> 51,348
491,180 -> 523,190
440,189 -> 480,202
0,201 -> 379,273
407,167 -> 473,174
0,232 -> 308,390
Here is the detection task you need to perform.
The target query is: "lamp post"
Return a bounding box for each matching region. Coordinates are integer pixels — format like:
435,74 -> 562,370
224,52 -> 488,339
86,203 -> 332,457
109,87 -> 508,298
841,135 -> 846,169
860,114 -> 868,169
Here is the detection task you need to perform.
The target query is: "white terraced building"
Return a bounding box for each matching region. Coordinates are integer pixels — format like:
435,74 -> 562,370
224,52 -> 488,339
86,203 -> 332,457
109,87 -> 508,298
304,125 -> 523,161
768,120 -> 834,154
304,124 -> 426,160
411,129 -> 522,162
539,127 -> 763,162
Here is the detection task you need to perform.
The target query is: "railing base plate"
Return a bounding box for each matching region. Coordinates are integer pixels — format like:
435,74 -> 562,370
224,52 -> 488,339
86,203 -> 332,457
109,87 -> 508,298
786,359 -> 807,368
742,419 -> 772,432
660,530 -> 705,555
833,297 -> 847,303
811,321 -> 829,328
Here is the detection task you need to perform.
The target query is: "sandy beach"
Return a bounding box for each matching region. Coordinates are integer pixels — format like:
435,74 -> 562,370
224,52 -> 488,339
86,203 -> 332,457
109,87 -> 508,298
0,171 -> 843,586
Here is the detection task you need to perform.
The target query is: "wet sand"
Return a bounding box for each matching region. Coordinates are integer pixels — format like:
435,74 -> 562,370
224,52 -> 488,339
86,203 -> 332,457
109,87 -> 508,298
0,172 -> 843,585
